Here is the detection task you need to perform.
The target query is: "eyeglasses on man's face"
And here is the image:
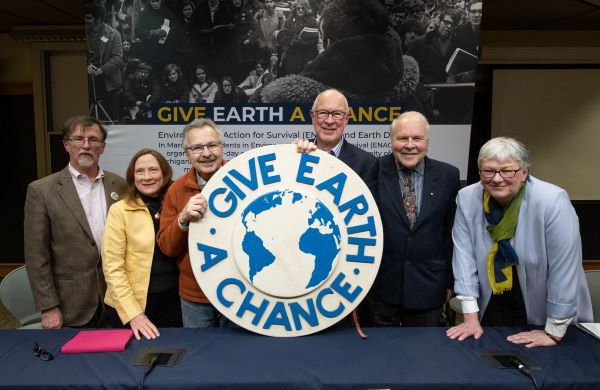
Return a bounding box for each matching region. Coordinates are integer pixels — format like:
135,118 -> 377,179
185,142 -> 222,154
33,342 -> 54,361
479,168 -> 521,179
65,137 -> 104,147
312,110 -> 347,121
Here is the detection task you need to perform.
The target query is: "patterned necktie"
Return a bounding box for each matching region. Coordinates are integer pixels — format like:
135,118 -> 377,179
328,150 -> 336,157
402,169 -> 417,229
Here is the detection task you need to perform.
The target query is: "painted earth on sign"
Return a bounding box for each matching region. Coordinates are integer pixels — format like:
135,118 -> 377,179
241,190 -> 341,295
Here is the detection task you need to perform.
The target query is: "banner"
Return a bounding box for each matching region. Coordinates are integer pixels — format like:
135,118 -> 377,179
86,0 -> 482,179
101,121 -> 471,178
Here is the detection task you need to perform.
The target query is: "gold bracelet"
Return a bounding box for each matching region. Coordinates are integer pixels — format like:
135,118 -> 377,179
544,330 -> 561,343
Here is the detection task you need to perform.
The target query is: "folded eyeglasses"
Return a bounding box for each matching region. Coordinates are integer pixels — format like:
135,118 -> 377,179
33,342 -> 54,361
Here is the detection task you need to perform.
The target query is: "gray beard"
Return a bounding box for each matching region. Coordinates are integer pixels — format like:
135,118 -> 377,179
77,155 -> 95,169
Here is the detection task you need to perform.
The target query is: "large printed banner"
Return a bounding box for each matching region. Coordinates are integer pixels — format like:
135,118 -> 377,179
101,103 -> 472,178
87,0 -> 482,179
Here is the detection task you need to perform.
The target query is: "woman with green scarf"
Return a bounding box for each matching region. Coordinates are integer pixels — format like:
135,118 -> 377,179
446,137 -> 592,347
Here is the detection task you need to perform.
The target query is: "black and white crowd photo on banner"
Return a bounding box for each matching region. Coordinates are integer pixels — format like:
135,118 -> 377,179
84,0 -> 481,179
85,0 -> 481,125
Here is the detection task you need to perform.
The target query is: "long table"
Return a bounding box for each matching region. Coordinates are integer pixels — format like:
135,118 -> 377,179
0,326 -> 599,389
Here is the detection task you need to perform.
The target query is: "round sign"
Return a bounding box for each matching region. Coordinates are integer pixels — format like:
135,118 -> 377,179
189,144 -> 382,336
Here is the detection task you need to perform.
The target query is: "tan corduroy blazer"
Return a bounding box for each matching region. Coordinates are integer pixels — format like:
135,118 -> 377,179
24,166 -> 126,326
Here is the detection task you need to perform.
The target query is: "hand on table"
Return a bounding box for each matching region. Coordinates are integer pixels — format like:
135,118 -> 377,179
446,312 -> 483,341
507,329 -> 558,348
130,313 -> 160,340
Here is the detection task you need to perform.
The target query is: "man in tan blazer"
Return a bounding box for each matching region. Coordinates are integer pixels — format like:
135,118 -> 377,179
24,116 -> 126,328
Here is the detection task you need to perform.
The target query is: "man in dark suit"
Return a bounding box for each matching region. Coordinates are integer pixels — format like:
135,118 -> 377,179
309,89 -> 376,179
24,116 -> 126,329
366,111 -> 460,326
309,88 -> 375,328
407,9 -> 462,85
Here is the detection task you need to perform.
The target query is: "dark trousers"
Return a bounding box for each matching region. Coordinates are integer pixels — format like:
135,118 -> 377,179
74,300 -> 110,329
366,297 -> 444,327
481,266 -> 527,327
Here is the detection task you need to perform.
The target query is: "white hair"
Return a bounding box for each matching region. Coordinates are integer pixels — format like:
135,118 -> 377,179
477,137 -> 531,169
390,111 -> 430,138
181,117 -> 224,147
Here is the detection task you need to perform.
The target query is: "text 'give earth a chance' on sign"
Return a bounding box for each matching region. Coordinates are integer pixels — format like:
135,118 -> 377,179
188,144 -> 383,337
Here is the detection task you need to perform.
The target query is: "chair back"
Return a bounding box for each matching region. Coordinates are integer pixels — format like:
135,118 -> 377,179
0,266 -> 42,327
585,270 -> 600,322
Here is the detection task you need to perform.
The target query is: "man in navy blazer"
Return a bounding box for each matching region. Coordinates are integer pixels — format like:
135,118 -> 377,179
309,89 -> 376,179
366,111 -> 460,326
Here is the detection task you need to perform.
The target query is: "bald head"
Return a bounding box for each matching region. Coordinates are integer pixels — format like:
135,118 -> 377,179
310,89 -> 350,151
312,89 -> 348,111
391,111 -> 430,138
390,111 -> 430,169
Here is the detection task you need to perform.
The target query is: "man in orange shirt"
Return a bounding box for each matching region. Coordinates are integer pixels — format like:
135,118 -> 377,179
158,118 -> 314,327
157,118 -> 225,327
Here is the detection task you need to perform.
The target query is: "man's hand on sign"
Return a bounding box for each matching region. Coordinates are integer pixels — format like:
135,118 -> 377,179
179,193 -> 208,227
293,139 -> 317,154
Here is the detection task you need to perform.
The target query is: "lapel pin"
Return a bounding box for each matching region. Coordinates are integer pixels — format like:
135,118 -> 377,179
430,192 -> 434,196
111,192 -> 119,200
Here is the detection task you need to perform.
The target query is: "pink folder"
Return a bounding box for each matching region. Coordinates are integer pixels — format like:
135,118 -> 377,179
60,329 -> 134,354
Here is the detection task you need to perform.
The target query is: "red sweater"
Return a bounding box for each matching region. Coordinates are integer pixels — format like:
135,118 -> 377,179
157,168 -> 207,303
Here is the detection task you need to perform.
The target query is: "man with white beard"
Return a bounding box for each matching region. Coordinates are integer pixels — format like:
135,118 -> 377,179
24,115 -> 125,329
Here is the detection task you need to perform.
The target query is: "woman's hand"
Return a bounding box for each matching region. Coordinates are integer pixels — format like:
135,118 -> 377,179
446,312 -> 484,341
130,314 -> 160,340
507,329 -> 559,348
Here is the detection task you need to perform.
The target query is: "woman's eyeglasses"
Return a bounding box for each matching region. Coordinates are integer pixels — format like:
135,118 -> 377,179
479,168 -> 521,179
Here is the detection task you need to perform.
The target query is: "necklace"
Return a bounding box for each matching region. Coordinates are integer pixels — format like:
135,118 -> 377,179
145,202 -> 162,220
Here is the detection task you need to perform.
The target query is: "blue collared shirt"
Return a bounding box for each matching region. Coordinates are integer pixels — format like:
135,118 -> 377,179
320,138 -> 344,158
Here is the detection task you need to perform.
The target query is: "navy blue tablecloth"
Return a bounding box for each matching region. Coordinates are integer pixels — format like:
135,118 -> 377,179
0,326 -> 599,389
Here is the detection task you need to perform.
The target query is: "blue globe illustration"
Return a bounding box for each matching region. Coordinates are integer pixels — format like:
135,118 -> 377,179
233,189 -> 341,297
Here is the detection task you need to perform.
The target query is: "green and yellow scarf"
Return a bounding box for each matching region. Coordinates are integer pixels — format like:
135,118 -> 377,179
483,182 -> 526,294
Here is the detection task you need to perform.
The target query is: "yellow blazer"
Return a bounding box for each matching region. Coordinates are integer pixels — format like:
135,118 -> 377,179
102,197 -> 155,324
